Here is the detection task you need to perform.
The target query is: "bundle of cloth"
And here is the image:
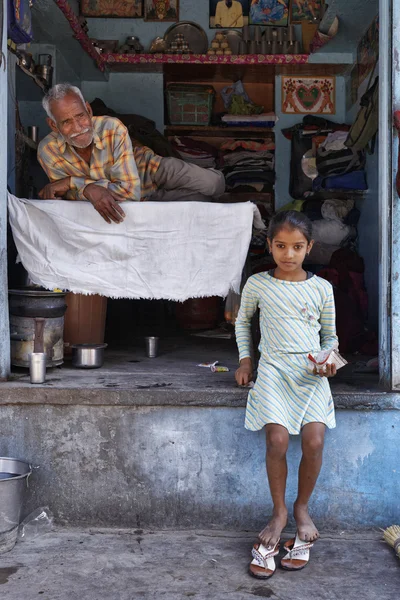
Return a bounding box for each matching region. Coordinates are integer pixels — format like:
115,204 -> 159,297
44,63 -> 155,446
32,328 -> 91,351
170,136 -> 218,168
305,198 -> 359,265
219,139 -> 275,194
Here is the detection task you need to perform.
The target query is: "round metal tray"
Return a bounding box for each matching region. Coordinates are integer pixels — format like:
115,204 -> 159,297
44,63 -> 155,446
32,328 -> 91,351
164,21 -> 209,54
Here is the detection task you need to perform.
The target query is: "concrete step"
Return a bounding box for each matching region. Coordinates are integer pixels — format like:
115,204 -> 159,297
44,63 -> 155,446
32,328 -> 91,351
0,528 -> 397,600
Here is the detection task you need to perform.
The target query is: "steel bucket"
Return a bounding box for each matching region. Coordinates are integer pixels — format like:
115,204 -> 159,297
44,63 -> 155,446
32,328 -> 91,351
0,457 -> 32,553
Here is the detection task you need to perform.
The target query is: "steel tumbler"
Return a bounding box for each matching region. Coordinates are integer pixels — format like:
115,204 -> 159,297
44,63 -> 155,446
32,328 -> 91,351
29,353 -> 46,384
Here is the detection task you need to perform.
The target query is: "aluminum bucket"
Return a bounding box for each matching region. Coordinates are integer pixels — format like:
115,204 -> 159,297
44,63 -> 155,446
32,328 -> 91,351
0,457 -> 32,553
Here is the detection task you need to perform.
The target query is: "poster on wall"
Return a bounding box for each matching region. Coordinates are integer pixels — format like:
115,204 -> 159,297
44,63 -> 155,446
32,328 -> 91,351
80,0 -> 143,17
144,0 -> 179,21
357,14 -> 379,87
282,76 -> 336,115
249,0 -> 289,27
209,0 -> 249,28
290,0 -> 323,23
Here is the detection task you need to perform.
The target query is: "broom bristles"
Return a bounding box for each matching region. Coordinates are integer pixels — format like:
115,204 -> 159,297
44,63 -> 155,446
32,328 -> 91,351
381,525 -> 400,556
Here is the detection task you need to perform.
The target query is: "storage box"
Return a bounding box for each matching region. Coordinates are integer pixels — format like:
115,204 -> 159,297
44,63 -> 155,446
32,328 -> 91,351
166,84 -> 215,126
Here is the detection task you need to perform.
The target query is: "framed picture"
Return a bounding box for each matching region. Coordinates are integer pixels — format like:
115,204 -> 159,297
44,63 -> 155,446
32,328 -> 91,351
80,0 -> 143,18
357,15 -> 379,87
249,0 -> 289,27
144,0 -> 179,21
282,76 -> 336,114
209,0 -> 249,29
290,0 -> 324,24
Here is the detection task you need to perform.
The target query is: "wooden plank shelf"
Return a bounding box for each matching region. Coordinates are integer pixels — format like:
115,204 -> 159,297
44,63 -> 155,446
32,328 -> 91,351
103,53 -> 310,70
165,125 -> 275,138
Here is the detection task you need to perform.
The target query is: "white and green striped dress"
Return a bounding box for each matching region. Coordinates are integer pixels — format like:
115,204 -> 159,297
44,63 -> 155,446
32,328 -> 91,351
235,271 -> 338,435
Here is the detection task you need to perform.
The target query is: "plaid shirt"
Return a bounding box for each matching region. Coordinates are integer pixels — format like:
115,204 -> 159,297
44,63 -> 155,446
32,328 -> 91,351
37,116 -> 161,201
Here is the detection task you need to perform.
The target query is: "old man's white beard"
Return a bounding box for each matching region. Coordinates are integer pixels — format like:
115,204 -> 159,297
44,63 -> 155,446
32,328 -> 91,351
63,127 -> 94,149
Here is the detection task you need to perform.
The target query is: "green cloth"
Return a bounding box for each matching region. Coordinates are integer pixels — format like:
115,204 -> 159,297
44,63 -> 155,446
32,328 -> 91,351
229,95 -> 264,116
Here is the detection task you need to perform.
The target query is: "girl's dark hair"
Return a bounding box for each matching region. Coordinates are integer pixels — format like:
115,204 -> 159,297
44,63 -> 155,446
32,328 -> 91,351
267,210 -> 313,244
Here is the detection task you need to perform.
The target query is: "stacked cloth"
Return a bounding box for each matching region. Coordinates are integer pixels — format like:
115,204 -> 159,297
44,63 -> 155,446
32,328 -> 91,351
220,139 -> 275,193
306,198 -> 359,265
171,136 -> 218,168
8,194 -> 264,301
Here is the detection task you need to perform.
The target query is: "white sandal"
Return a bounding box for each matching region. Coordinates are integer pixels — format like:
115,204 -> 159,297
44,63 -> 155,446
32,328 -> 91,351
280,533 -> 314,571
249,539 -> 280,579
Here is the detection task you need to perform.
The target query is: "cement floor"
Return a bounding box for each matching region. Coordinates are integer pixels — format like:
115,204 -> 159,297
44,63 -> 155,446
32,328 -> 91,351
0,528 -> 398,600
5,336 -> 380,395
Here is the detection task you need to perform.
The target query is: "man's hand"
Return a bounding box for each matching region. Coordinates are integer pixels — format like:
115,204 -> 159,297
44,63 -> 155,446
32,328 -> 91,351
235,358 -> 254,386
83,184 -> 126,224
39,177 -> 71,199
313,363 -> 337,378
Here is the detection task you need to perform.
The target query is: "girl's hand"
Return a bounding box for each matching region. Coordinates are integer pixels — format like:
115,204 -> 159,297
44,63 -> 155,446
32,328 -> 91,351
236,358 -> 253,386
313,363 -> 337,378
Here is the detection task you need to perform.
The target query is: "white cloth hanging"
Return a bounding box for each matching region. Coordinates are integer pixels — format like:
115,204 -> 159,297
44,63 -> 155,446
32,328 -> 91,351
8,194 -> 264,301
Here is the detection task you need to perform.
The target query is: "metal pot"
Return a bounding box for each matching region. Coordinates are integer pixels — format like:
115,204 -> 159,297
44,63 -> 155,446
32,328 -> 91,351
8,290 -> 67,319
71,344 -> 107,369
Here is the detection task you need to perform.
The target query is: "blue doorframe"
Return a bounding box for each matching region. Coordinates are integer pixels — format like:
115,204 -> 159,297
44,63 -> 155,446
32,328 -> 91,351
0,0 -> 10,380
379,0 -> 399,389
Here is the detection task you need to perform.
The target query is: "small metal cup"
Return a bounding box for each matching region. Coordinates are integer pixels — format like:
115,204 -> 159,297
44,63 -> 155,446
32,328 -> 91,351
239,40 -> 248,55
27,126 -> 38,143
294,41 -> 302,54
145,337 -> 159,358
29,352 -> 46,384
249,40 -> 257,54
254,27 -> 262,43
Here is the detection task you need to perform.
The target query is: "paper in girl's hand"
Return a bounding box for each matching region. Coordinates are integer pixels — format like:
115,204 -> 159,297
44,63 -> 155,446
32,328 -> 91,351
307,348 -> 348,373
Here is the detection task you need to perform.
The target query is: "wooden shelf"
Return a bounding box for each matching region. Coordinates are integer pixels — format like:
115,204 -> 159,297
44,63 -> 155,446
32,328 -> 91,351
165,125 -> 275,137
103,53 -> 309,72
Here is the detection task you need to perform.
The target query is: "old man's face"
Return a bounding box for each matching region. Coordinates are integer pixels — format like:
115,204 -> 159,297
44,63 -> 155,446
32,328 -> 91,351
48,93 -> 94,149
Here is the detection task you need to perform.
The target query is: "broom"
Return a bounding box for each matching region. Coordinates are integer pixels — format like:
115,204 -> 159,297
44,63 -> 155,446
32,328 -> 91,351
382,525 -> 400,558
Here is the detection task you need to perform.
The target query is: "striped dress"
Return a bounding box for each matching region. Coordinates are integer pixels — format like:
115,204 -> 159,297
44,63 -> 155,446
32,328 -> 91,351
235,272 -> 338,435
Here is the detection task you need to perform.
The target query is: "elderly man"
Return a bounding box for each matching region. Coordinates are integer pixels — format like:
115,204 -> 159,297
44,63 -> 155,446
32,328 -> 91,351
38,83 -> 225,224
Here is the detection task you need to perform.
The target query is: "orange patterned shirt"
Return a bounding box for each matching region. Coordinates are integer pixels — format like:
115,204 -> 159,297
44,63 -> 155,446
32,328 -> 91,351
38,116 -> 161,201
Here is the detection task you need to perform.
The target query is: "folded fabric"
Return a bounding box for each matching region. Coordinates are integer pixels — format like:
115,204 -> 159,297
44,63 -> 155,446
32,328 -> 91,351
8,195 -> 264,301
312,218 -> 352,246
321,199 -> 354,222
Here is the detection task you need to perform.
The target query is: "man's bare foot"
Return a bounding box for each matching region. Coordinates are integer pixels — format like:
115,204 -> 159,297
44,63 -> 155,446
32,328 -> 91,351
293,501 -> 319,542
258,508 -> 288,549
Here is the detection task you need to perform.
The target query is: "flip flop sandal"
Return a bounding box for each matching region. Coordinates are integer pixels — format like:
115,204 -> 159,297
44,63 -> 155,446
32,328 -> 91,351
280,533 -> 314,571
249,539 -> 280,579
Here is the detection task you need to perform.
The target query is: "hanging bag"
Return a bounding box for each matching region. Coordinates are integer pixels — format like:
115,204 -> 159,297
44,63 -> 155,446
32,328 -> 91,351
7,0 -> 35,44
345,62 -> 379,155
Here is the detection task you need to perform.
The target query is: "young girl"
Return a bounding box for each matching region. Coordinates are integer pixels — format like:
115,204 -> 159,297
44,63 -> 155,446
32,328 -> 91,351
235,210 -> 338,578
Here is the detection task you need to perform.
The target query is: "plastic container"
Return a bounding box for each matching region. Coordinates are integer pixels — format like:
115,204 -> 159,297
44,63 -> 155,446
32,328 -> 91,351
166,84 -> 215,126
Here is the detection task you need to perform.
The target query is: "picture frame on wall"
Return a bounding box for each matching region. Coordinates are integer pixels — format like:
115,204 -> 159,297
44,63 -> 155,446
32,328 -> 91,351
290,0 -> 324,24
209,0 -> 249,29
282,76 -> 336,115
144,0 -> 179,22
80,0 -> 143,18
249,0 -> 289,27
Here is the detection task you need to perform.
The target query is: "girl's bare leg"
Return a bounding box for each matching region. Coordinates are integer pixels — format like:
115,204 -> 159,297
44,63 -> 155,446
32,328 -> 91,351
259,424 -> 289,549
294,422 -> 326,542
